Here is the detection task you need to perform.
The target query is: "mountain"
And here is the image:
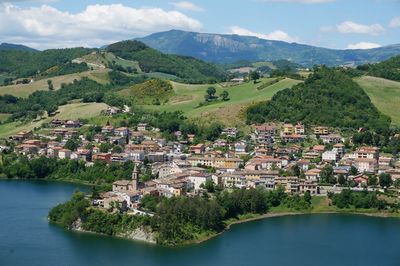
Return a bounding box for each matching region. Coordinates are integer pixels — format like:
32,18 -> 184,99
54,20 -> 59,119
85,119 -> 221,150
246,67 -> 391,130
106,40 -> 226,83
137,30 -> 400,67
0,43 -> 37,52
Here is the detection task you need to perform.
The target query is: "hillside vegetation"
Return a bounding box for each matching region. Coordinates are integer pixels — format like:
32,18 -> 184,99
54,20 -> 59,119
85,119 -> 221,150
0,48 -> 93,79
143,78 -> 301,125
247,67 -> 391,130
118,79 -> 173,105
0,69 -> 110,98
106,40 -> 226,83
357,56 -> 400,81
355,76 -> 400,126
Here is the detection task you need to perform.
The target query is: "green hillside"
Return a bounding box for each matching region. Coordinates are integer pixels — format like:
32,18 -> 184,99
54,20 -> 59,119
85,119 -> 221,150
0,48 -> 93,79
106,40 -> 227,83
118,79 -> 174,105
247,67 -> 391,130
143,78 -> 301,125
357,56 -> 400,81
355,76 -> 400,126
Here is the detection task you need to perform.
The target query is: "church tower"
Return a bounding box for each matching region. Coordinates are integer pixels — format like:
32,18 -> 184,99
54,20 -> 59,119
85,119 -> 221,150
131,164 -> 139,191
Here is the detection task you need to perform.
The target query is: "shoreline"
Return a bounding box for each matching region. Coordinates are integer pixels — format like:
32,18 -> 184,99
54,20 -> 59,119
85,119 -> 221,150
189,210 -> 400,245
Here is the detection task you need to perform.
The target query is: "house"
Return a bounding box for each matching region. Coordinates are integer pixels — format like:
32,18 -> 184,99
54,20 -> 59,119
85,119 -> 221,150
354,158 -> 377,173
314,126 -> 329,135
234,141 -> 247,154
322,150 -> 339,162
105,106 -> 121,116
190,144 -> 205,154
188,173 -> 214,190
58,149 -> 72,159
63,120 -> 81,128
299,180 -> 320,195
320,134 -> 342,144
354,146 -> 379,160
294,123 -> 305,135
305,168 -> 321,181
221,173 -> 246,188
12,131 -> 33,142
282,124 -> 294,136
114,127 -> 130,137
274,176 -> 299,194
352,174 -> 369,186
92,153 -> 111,163
137,123 -> 148,131
313,145 -> 326,153
222,127 -> 238,138
188,156 -> 243,169
101,125 -> 114,134
281,134 -> 305,143
297,159 -> 311,171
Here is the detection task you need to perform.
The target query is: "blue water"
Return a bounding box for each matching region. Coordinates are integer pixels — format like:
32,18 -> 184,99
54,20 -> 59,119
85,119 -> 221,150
1,180 -> 400,266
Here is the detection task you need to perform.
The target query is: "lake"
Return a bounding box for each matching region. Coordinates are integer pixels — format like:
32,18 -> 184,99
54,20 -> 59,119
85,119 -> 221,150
1,180 -> 400,266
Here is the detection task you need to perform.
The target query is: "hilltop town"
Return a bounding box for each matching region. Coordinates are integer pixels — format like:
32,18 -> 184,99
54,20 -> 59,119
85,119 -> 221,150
6,114 -> 400,215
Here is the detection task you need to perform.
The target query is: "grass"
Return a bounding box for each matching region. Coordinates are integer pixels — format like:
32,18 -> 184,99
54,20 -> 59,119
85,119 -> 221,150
252,61 -> 276,69
355,76 -> 400,126
0,69 -> 110,98
142,77 -> 301,126
0,102 -> 109,139
0,113 -> 11,123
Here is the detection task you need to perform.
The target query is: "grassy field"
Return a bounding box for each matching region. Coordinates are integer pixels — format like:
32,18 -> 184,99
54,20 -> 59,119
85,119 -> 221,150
0,113 -> 11,123
0,69 -> 110,98
355,76 -> 400,126
0,102 -> 109,139
142,78 -> 301,126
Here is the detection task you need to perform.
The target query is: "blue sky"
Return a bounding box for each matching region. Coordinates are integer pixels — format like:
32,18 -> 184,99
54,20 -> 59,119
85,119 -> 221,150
0,0 -> 399,50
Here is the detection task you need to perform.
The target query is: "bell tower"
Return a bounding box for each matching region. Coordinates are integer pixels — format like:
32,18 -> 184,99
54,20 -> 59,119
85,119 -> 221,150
131,164 -> 139,191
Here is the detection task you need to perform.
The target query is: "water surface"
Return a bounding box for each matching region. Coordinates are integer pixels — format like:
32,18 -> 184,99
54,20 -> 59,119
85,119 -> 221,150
1,180 -> 399,266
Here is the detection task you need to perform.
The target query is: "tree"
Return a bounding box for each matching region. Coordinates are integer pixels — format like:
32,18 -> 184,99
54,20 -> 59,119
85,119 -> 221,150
338,174 -> 346,185
349,166 -> 358,176
379,173 -> 392,188
249,71 -> 260,83
368,175 -> 378,186
220,90 -> 229,101
206,87 -> 216,98
394,179 -> 400,189
320,164 -> 334,184
46,105 -> 58,116
47,79 -> 54,90
64,139 -> 79,151
303,191 -> 311,204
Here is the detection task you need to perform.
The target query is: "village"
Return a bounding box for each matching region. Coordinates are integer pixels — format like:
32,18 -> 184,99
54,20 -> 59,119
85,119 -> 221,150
8,112 -> 400,214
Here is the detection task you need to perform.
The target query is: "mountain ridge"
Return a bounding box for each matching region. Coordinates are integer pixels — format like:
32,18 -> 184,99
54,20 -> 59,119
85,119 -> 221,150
137,30 -> 400,67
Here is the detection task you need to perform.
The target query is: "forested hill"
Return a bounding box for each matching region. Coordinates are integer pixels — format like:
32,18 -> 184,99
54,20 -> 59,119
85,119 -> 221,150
0,48 -> 93,78
357,56 -> 400,81
106,40 -> 226,83
0,43 -> 37,52
246,67 -> 391,130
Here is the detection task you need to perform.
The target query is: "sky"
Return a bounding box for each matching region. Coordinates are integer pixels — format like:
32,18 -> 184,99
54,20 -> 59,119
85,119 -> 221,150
0,0 -> 399,50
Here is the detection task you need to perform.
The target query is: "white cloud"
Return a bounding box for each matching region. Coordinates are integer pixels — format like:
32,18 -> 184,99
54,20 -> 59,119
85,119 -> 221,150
229,26 -> 298,43
346,42 -> 381,50
0,3 -> 203,49
322,21 -> 385,35
258,0 -> 333,3
389,16 -> 400,27
171,1 -> 204,12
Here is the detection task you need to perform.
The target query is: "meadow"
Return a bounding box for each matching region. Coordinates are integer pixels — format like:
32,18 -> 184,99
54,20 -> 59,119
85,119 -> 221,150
0,69 -> 110,98
355,76 -> 400,126
0,102 -> 108,139
142,78 -> 301,125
